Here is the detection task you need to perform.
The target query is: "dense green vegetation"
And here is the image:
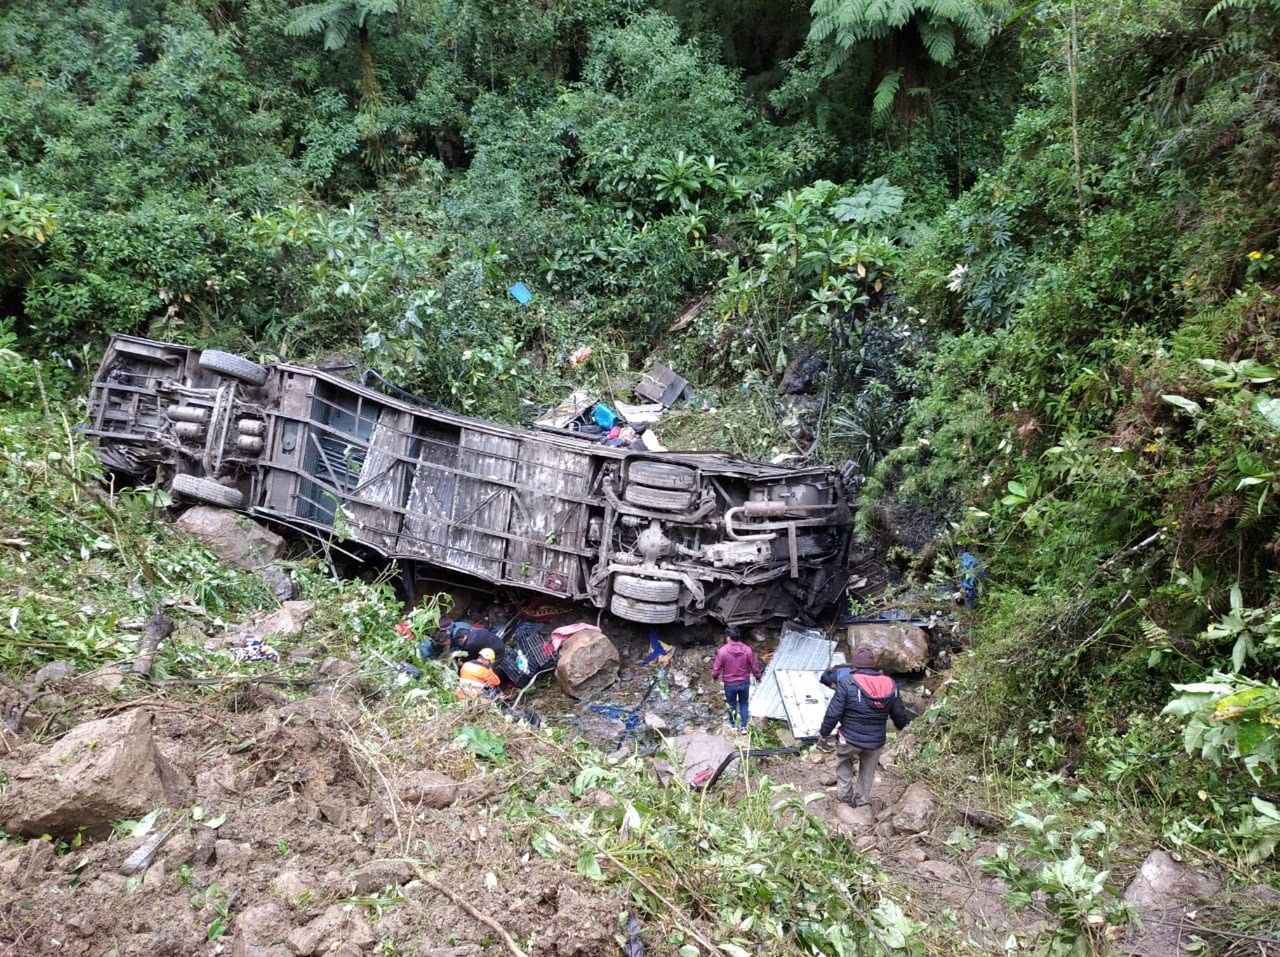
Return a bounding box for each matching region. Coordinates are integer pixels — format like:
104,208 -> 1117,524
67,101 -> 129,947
2,0 -> 1279,935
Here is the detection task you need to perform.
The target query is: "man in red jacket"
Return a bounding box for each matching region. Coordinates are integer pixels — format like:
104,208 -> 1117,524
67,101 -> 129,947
711,625 -> 763,733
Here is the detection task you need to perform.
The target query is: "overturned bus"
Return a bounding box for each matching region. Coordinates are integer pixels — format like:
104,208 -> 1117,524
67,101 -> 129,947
87,335 -> 855,626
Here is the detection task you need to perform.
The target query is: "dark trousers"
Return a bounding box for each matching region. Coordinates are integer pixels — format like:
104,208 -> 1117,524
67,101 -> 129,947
723,682 -> 750,729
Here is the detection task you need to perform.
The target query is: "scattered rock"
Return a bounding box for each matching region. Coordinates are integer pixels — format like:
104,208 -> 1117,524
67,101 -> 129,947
272,869 -> 312,905
955,805 -> 1006,832
15,839 -> 55,888
820,772 -> 837,787
0,709 -> 186,837
642,711 -> 669,733
555,627 -> 620,699
846,622 -> 929,674
215,838 -> 253,870
670,669 -> 691,690
835,804 -> 875,827
1122,850 -> 1221,956
223,600 -> 314,646
232,901 -> 290,957
422,947 -> 481,957
193,826 -> 218,866
27,659 -> 75,690
257,562 -> 297,600
891,783 -> 937,834
83,664 -> 129,694
196,761 -> 238,799
287,904 -> 373,955
917,860 -> 963,883
176,506 -> 285,570
318,801 -> 347,826
853,835 -> 877,851
582,789 -> 618,808
666,732 -> 736,787
347,859 -> 412,894
900,846 -> 928,864
319,657 -> 358,680
399,769 -> 459,809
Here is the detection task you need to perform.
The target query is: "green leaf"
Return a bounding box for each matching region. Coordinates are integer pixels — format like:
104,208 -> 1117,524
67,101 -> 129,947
1254,396 -> 1280,430
871,71 -> 903,119
576,845 -> 604,880
1161,394 -> 1202,415
1235,720 -> 1265,755
452,726 -> 508,765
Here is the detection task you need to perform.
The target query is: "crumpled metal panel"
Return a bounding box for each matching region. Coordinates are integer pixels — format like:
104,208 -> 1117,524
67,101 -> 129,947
749,623 -> 845,721
776,669 -> 835,739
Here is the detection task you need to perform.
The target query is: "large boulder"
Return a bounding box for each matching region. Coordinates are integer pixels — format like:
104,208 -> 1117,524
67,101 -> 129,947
0,710 -> 186,837
1121,850 -> 1221,956
555,627 -> 620,699
847,622 -> 929,674
176,506 -> 285,570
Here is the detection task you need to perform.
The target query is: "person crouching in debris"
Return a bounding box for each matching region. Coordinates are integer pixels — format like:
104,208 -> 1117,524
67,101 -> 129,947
711,625 -> 762,734
819,647 -> 913,807
456,647 -> 501,700
445,620 -> 505,662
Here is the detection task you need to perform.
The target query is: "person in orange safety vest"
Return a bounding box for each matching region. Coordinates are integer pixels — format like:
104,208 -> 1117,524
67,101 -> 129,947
456,646 -> 501,699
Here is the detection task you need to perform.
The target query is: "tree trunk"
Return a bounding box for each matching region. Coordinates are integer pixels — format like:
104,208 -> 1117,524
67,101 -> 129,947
358,24 -> 381,105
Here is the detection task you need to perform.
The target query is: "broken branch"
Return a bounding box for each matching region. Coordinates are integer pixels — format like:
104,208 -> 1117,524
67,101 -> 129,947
132,603 -> 175,677
406,863 -> 529,957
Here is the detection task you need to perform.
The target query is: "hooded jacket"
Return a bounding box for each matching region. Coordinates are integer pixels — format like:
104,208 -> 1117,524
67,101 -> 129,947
819,668 -> 913,749
711,639 -> 763,686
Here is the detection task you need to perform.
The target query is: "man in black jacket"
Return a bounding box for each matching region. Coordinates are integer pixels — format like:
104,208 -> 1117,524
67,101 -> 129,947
818,647 -> 914,807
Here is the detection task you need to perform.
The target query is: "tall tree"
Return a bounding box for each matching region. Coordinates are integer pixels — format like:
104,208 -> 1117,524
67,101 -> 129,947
284,0 -> 400,103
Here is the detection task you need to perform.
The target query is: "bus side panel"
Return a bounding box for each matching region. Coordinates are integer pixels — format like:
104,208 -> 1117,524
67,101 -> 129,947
346,407 -> 412,554
504,440 -> 594,596
443,429 -> 519,582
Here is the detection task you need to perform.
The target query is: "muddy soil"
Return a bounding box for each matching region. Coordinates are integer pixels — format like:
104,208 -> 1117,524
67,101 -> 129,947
0,694 -> 626,957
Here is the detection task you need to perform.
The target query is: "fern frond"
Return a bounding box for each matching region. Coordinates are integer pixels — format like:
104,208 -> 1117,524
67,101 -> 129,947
918,16 -> 957,65
872,69 -> 902,119
284,1 -> 339,37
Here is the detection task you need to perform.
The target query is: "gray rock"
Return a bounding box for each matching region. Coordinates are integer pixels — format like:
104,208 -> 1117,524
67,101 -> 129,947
0,710 -> 186,837
214,838 -> 253,870
223,600 -> 314,646
891,782 -> 937,834
1122,850 -> 1221,956
28,660 -> 76,689
175,506 -> 285,570
847,622 -> 929,674
835,803 -> 875,827
257,562 -> 297,600
271,868 -> 312,906
666,732 -> 736,787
